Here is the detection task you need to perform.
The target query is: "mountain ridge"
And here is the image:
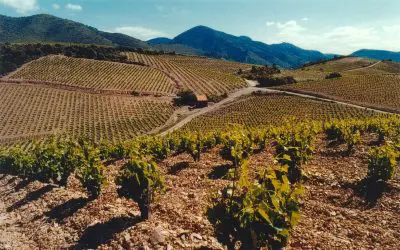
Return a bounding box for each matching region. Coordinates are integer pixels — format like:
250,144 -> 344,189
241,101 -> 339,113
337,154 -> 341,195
351,49 -> 400,62
2,14 -> 399,67
0,14 -> 149,49
152,25 -> 330,68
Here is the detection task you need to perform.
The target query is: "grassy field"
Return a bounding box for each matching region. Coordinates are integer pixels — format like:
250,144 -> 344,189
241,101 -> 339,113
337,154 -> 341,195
183,93 -> 381,132
0,83 -> 174,144
277,74 -> 400,112
7,55 -> 176,95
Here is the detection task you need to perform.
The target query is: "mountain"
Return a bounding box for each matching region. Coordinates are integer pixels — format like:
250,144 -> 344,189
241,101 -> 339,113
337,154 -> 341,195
158,25 -> 329,68
0,14 -> 331,68
147,37 -> 172,45
0,14 -> 149,49
351,49 -> 400,62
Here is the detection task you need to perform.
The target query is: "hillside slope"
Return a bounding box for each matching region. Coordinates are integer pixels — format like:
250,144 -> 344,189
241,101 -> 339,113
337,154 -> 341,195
0,14 -> 149,49
159,25 -> 329,68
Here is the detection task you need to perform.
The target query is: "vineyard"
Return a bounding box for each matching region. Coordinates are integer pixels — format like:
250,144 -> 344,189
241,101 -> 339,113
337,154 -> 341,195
0,117 -> 399,249
279,57 -> 400,82
183,93 -> 382,132
0,83 -> 174,144
347,60 -> 400,75
125,52 -> 248,96
302,57 -> 377,73
7,55 -> 177,95
277,74 -> 400,113
160,54 -> 254,74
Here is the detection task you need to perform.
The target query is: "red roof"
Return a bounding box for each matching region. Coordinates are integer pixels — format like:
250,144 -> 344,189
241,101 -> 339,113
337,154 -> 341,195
195,95 -> 208,102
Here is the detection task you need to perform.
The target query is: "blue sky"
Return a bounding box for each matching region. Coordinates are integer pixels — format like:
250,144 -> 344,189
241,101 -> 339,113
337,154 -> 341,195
1,0 -> 400,54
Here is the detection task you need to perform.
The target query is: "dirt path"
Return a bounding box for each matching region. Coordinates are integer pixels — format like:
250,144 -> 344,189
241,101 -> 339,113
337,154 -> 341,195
159,80 -> 393,135
344,60 -> 382,72
158,84 -> 266,136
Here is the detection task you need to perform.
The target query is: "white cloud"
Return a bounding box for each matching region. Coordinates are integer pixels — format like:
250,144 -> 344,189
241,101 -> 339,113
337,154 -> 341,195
65,3 -> 82,11
266,21 -> 275,26
261,21 -> 400,54
302,17 -> 309,21
276,20 -> 307,35
112,26 -> 168,40
0,0 -> 38,13
383,24 -> 400,33
52,3 -> 60,10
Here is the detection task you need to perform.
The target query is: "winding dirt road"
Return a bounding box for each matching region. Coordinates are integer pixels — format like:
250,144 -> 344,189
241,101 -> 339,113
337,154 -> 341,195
344,60 -> 382,72
157,79 -> 393,135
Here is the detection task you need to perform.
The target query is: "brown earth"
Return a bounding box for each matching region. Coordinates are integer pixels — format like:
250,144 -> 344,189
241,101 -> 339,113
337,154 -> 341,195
0,134 -> 399,249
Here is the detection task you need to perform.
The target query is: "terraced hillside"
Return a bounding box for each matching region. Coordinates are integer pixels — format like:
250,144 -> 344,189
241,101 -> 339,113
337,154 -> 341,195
0,83 -> 174,144
277,74 -> 400,113
7,55 -> 177,95
183,93 -> 380,132
160,54 -> 253,74
304,57 -> 376,72
348,60 -> 400,75
125,52 -> 248,96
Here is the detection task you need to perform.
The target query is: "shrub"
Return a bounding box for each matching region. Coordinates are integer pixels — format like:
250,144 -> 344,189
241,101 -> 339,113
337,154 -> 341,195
325,72 -> 342,79
147,137 -> 171,161
207,93 -> 228,103
76,142 -> 107,198
275,123 -> 316,182
0,146 -> 35,178
325,122 -> 361,154
175,90 -> 197,106
209,165 -> 303,249
116,158 -> 165,219
182,133 -> 205,162
257,76 -> 297,87
367,145 -> 397,182
32,140 -> 65,183
220,129 -> 254,168
58,139 -> 86,186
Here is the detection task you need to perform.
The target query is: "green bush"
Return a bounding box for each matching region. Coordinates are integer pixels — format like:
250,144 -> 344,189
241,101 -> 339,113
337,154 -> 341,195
325,122 -> 361,154
76,141 -> 107,198
367,145 -> 397,182
116,158 -> 165,219
275,123 -> 316,182
182,133 -> 204,162
210,165 -> 303,249
0,146 -> 35,178
32,140 -> 65,183
220,129 -> 254,168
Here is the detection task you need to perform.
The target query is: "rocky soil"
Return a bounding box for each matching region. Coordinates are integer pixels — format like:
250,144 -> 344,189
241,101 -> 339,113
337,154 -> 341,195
0,135 -> 399,249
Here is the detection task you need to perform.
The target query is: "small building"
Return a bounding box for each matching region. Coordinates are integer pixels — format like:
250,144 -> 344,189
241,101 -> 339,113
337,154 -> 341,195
195,94 -> 208,108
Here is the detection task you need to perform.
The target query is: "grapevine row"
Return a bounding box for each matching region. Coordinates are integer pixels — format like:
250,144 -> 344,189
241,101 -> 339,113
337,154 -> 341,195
0,83 -> 174,144
1,116 -> 399,248
8,55 -> 177,95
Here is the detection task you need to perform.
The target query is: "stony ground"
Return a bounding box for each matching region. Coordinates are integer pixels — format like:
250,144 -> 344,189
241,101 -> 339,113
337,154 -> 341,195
0,135 -> 399,249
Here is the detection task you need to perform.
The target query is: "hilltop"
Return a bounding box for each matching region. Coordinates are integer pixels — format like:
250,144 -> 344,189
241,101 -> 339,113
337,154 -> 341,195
151,25 -> 330,68
351,49 -> 400,62
0,14 -> 149,49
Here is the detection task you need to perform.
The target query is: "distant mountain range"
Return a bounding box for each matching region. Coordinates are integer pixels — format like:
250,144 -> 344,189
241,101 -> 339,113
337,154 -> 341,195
351,49 -> 400,62
1,14 -> 399,67
151,25 -> 332,68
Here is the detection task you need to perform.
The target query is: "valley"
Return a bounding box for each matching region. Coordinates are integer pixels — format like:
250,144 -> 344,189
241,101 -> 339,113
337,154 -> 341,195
0,9 -> 399,250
